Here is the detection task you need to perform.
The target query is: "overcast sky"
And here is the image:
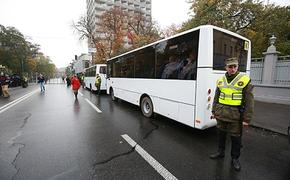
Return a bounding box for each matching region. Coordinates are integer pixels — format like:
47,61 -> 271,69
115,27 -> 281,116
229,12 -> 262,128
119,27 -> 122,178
0,0 -> 289,68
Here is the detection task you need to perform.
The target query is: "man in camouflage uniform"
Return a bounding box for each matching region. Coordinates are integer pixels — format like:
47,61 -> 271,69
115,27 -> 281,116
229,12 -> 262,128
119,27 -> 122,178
210,57 -> 254,171
95,74 -> 102,95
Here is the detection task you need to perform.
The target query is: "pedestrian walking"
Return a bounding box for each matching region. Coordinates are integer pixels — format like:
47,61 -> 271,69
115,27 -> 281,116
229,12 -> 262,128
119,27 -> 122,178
22,75 -> 28,88
210,57 -> 254,172
71,75 -> 81,99
0,72 -> 10,97
0,72 -> 4,96
95,74 -> 101,95
66,76 -> 71,87
38,74 -> 45,92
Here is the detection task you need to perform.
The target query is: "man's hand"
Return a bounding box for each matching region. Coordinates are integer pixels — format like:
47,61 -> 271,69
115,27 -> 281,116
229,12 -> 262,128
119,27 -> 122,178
243,122 -> 249,127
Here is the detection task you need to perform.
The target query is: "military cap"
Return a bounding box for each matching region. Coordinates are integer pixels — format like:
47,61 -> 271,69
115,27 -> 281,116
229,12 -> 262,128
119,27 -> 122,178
225,57 -> 239,66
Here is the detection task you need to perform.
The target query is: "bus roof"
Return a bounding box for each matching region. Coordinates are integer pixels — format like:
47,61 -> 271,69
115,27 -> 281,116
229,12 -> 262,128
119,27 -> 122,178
107,25 -> 250,62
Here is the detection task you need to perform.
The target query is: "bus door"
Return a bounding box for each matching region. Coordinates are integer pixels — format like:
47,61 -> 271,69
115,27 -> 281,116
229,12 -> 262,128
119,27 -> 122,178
98,65 -> 107,90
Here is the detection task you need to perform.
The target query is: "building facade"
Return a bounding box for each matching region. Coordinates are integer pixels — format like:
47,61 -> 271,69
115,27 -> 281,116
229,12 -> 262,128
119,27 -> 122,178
74,54 -> 91,74
86,0 -> 152,42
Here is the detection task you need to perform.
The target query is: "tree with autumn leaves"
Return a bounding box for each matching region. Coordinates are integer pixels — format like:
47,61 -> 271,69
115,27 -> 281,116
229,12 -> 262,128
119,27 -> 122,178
73,7 -> 161,64
73,8 -> 123,64
181,0 -> 290,57
126,10 -> 160,48
0,24 -> 56,78
100,7 -> 126,59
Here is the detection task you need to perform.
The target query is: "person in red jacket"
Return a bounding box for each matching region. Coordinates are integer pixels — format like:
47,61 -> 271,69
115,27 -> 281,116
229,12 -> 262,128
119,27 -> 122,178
71,75 -> 81,99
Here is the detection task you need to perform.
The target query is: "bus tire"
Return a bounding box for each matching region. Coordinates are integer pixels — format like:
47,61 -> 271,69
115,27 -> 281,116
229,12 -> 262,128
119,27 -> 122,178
110,88 -> 117,101
141,96 -> 154,118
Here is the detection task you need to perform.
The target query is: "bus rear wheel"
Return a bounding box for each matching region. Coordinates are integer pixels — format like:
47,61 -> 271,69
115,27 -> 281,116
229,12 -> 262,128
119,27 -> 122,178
141,97 -> 153,118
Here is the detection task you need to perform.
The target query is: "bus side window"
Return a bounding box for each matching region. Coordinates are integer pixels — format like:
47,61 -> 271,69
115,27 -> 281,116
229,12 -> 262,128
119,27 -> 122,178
156,30 -> 199,80
156,42 -> 165,78
121,56 -> 134,78
135,46 -> 155,78
99,66 -> 106,74
107,63 -> 112,78
177,31 -> 199,80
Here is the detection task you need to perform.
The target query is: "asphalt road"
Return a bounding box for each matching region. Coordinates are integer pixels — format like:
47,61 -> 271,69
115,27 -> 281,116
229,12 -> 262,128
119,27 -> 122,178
0,84 -> 289,180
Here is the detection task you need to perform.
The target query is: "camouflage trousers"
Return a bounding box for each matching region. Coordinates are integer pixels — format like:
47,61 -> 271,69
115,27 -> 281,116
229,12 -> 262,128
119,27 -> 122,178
217,120 -> 242,137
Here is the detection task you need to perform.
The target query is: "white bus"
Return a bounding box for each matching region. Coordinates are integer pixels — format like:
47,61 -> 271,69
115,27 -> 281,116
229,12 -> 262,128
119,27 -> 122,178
84,64 -> 107,91
106,25 -> 251,129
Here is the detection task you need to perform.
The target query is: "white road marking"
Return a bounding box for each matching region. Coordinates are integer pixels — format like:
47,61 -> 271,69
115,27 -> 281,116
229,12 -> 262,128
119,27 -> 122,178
79,92 -> 84,96
84,98 -> 102,113
121,134 -> 178,180
0,90 -> 35,111
0,89 -> 38,115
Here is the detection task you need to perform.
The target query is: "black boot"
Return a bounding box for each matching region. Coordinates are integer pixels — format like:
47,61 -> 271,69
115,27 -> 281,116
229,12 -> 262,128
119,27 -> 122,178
210,151 -> 225,159
210,130 -> 226,159
231,159 -> 241,171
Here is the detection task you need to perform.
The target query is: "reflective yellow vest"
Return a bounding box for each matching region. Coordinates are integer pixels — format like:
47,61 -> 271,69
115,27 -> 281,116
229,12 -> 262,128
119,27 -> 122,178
217,73 -> 250,106
95,76 -> 101,85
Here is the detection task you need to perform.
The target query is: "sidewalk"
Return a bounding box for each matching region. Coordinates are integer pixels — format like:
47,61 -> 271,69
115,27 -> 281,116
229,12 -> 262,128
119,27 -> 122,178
251,100 -> 290,135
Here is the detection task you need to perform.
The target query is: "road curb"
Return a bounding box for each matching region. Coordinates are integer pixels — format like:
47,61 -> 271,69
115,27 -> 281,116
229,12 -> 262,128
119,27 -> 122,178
250,124 -> 287,136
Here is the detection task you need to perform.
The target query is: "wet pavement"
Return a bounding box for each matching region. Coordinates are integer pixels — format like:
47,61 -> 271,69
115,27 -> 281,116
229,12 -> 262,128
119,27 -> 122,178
0,84 -> 289,180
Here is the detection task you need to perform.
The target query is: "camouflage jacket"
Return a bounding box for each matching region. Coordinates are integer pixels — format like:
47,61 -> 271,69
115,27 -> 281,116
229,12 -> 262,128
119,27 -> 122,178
212,72 -> 254,123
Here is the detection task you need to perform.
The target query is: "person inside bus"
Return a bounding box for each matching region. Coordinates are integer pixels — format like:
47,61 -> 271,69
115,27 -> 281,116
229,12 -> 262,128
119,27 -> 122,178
178,50 -> 197,80
161,54 -> 180,79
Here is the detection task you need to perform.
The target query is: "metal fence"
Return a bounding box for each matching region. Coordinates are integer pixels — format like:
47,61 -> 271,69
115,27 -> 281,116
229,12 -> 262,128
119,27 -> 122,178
250,56 -> 290,85
250,58 -> 264,84
276,57 -> 290,85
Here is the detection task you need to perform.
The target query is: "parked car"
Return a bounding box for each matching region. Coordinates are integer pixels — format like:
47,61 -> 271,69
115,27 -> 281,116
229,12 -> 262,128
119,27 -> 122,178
9,74 -> 21,87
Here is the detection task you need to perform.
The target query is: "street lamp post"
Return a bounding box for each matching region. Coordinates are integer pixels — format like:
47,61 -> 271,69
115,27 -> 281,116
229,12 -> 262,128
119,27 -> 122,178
21,56 -> 24,76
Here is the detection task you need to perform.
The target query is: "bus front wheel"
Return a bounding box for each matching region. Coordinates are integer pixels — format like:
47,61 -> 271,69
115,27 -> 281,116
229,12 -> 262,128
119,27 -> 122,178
89,84 -> 92,91
141,97 -> 153,118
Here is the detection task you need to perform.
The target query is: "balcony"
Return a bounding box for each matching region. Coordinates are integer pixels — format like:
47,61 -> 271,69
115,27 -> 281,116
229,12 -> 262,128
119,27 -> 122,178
128,1 -> 133,6
146,0 -> 151,4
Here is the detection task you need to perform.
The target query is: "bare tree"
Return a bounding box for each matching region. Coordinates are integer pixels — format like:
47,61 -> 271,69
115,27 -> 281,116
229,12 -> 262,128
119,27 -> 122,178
161,24 -> 181,38
72,15 -> 107,64
73,7 -> 162,62
100,7 -> 127,57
